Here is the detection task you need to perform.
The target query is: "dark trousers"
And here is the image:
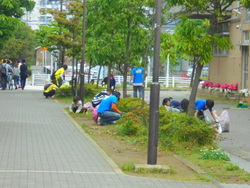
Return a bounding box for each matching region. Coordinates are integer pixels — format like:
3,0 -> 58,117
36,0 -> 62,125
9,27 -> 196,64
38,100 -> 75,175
20,75 -> 27,90
43,90 -> 56,98
1,75 -> 7,90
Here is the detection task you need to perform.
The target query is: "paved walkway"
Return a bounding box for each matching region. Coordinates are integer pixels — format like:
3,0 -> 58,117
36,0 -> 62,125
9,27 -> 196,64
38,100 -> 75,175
0,88 -> 250,188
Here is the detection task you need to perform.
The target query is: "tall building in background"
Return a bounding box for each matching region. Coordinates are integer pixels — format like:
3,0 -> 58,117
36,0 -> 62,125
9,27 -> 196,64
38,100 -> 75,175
20,0 -> 65,30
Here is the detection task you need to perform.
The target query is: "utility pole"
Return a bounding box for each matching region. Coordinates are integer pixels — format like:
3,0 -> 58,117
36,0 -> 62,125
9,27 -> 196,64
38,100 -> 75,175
59,0 -> 63,66
147,0 -> 162,165
80,0 -> 87,103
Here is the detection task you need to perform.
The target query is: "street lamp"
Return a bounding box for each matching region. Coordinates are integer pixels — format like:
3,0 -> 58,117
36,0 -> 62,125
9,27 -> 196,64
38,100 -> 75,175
80,0 -> 87,103
147,0 -> 162,165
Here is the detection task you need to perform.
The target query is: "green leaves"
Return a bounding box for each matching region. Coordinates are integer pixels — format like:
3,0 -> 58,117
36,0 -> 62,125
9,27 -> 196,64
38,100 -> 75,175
0,25 -> 36,62
0,0 -> 35,49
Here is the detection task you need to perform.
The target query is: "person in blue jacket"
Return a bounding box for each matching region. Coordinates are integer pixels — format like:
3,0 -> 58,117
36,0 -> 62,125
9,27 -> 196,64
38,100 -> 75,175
162,97 -> 181,112
97,91 -> 123,125
195,99 -> 217,122
130,67 -> 147,98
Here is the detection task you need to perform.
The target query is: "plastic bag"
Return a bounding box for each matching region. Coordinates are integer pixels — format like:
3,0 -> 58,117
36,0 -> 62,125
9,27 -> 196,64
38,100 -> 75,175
218,110 -> 230,132
92,106 -> 99,123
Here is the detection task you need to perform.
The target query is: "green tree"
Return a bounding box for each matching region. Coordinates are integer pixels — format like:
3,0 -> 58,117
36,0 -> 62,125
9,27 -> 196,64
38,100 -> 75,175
174,17 -> 233,116
166,0 -> 245,116
0,24 -> 37,63
87,0 -> 154,97
0,0 -> 35,49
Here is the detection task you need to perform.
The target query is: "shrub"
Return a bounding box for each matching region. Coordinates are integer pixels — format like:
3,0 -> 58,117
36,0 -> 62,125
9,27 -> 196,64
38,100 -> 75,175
117,98 -> 147,112
117,119 -> 140,136
55,86 -> 72,97
55,83 -> 103,98
159,106 -> 217,148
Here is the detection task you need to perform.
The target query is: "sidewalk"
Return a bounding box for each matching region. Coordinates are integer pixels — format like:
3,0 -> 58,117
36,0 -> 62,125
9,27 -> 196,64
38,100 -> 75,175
0,88 -> 250,188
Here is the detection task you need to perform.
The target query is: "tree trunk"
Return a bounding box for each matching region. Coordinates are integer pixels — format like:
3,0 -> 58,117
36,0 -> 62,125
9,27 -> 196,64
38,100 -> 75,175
189,60 -> 196,87
123,18 -> 131,98
96,65 -> 102,89
187,60 -> 203,116
123,63 -> 128,97
107,64 -> 111,89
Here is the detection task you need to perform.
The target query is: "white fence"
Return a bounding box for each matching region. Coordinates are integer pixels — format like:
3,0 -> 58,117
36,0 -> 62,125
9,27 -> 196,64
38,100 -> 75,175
115,76 -> 191,88
32,74 -> 51,86
32,73 -> 191,88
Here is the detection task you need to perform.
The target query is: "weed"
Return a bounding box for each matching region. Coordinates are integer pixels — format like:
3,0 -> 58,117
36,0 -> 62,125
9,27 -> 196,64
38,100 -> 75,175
121,162 -> 135,171
226,164 -> 240,171
199,149 -> 230,161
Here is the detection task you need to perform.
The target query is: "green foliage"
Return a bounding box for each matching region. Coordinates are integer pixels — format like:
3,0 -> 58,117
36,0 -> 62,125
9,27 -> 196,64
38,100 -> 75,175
241,0 -> 250,7
117,119 -> 140,136
159,106 -> 216,148
83,84 -> 103,98
199,149 -> 230,161
55,86 -> 72,98
116,98 -> 149,136
117,97 -> 147,112
55,83 -> 103,98
226,164 -> 240,171
121,162 -> 135,171
0,25 -> 37,63
0,0 -> 35,49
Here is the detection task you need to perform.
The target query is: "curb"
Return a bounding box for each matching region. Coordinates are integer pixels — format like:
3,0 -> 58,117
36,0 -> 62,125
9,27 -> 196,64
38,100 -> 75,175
63,110 -> 123,174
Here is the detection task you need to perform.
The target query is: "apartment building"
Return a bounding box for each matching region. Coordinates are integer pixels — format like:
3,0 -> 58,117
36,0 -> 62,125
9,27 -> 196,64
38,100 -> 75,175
209,1 -> 250,91
20,0 -> 65,30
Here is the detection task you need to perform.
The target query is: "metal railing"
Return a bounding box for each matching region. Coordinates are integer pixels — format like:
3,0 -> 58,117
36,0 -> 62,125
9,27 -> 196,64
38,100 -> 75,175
32,74 -> 191,88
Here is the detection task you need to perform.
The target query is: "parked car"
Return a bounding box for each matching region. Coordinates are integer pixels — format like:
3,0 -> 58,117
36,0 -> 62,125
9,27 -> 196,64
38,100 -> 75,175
186,67 -> 209,77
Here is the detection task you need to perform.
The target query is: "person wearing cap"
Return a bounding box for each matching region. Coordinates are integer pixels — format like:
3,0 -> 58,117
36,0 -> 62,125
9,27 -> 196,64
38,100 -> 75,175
97,90 -> 123,125
195,99 -> 217,122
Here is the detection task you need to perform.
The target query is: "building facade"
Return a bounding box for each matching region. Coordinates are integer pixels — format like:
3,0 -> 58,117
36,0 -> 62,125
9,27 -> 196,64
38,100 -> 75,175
209,1 -> 250,91
20,0 -> 64,30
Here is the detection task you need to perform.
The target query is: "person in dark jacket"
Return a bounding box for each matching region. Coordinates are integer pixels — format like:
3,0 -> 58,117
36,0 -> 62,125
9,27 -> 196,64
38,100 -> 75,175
19,59 -> 28,90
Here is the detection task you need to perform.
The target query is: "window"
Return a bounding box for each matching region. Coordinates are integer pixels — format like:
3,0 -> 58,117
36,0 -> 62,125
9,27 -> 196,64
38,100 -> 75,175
218,23 -> 229,33
243,31 -> 250,41
213,37 -> 229,56
247,9 -> 250,21
213,47 -> 229,56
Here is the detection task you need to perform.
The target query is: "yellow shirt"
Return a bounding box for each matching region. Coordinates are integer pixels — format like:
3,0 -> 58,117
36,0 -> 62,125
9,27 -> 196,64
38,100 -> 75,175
55,67 -> 65,79
44,83 -> 58,93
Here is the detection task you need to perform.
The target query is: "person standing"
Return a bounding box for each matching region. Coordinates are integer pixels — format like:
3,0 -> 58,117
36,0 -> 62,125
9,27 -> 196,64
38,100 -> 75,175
6,60 -> 14,90
19,59 -> 28,90
109,74 -> 116,90
54,64 -> 68,87
13,62 -> 20,90
130,67 -> 147,98
0,59 -> 13,90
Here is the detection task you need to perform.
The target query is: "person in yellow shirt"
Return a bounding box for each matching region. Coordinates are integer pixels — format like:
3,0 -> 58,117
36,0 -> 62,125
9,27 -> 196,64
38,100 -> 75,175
55,64 -> 68,87
43,80 -> 59,99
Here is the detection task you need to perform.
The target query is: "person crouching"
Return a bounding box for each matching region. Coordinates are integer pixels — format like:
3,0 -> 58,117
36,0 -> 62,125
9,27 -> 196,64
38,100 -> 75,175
43,80 -> 58,99
97,91 -> 122,125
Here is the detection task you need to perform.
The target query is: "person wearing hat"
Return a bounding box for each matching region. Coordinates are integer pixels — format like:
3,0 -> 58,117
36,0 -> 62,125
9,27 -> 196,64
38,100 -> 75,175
97,90 -> 123,125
